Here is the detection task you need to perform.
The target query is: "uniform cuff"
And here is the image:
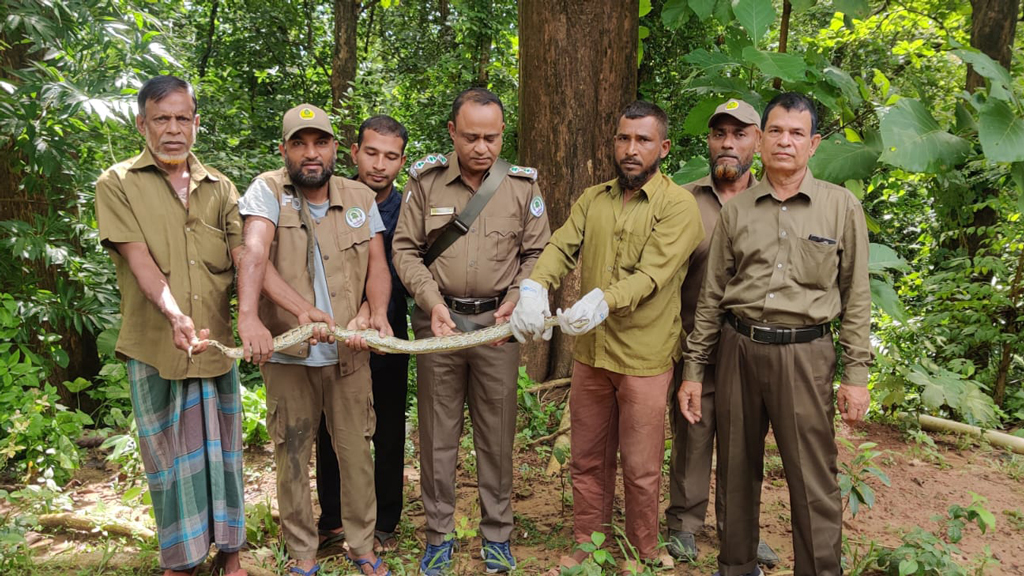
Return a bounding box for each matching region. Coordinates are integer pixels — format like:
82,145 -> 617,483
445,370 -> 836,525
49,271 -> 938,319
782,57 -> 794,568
840,365 -> 870,387
682,362 -> 705,383
502,287 -> 520,307
419,291 -> 446,315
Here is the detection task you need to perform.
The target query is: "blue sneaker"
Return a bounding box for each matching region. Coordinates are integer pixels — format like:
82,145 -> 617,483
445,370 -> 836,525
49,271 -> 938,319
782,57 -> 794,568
481,539 -> 516,573
419,539 -> 455,576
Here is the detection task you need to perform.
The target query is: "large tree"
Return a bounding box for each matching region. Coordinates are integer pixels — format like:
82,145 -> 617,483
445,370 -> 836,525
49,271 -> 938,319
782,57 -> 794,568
518,0 -> 639,381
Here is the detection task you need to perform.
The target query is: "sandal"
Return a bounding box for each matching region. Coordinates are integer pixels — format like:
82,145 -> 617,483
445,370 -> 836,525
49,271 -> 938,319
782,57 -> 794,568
373,530 -> 398,553
317,528 -> 346,551
543,555 -> 581,576
287,563 -> 320,576
349,555 -> 391,576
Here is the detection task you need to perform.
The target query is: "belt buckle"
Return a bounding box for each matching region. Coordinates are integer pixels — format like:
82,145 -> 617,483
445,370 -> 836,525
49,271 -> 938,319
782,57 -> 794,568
470,300 -> 482,314
750,325 -> 774,344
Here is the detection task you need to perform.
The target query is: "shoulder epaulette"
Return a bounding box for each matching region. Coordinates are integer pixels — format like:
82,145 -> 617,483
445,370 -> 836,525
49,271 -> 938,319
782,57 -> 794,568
409,154 -> 449,180
508,164 -> 538,182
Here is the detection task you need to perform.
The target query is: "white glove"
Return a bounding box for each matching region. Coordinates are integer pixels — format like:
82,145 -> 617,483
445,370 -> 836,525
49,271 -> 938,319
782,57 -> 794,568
556,288 -> 609,336
510,279 -> 552,343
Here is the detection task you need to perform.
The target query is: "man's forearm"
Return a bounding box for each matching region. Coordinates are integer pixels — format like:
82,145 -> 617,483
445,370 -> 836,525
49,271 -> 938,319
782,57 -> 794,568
115,242 -> 186,324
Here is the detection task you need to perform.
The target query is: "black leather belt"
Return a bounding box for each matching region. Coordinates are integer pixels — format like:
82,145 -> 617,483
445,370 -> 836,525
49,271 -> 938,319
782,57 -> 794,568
443,295 -> 501,315
726,313 -> 829,345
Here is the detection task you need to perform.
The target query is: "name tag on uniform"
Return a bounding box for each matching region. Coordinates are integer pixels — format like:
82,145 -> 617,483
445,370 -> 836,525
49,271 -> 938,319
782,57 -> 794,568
430,206 -> 455,216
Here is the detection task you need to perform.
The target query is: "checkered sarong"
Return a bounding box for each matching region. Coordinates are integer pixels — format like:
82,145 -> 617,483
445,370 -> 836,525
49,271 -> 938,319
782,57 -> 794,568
128,359 -> 246,571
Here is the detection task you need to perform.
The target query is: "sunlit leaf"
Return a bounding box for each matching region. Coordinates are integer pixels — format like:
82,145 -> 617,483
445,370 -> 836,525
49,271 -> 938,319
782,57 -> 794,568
732,0 -> 776,45
879,98 -> 971,173
808,134 -> 879,184
662,0 -> 692,28
978,98 -> 1024,163
741,47 -> 808,83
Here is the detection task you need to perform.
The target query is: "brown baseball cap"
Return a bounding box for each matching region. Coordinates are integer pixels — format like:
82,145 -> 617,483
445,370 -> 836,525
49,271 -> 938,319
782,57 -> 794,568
282,104 -> 335,141
708,99 -> 761,128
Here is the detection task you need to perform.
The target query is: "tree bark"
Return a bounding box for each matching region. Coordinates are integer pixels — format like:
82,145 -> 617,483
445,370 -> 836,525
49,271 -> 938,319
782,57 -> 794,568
197,0 -> 219,78
966,0 -> 1021,92
773,0 -> 791,90
518,0 -> 639,381
331,0 -> 358,156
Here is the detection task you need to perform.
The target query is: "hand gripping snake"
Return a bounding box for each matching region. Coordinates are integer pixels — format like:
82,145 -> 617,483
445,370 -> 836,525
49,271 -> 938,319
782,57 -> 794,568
197,316 -> 567,359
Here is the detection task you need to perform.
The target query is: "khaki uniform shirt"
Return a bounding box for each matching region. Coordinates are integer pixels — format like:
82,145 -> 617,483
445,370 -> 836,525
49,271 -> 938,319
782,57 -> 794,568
530,172 -> 705,376
252,169 -> 375,376
95,148 -> 242,380
682,169 -> 872,386
678,174 -> 758,360
393,153 -> 551,314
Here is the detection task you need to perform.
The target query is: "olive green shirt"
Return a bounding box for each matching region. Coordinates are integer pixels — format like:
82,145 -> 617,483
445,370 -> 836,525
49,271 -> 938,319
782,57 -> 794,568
95,148 -> 243,380
682,169 -> 872,386
530,172 -> 705,376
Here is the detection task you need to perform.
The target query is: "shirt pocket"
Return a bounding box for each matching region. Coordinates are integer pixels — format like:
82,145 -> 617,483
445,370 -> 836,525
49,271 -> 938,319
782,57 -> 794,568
617,230 -> 649,273
484,217 -> 520,261
194,221 -> 233,273
790,238 -> 839,290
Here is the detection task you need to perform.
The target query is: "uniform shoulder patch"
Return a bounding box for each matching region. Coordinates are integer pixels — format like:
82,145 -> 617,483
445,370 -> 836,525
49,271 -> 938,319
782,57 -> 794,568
508,164 -> 538,182
409,153 -> 449,180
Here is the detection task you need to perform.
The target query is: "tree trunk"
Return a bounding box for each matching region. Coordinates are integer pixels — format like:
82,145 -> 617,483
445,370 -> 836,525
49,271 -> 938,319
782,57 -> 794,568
331,0 -> 358,155
773,0 -> 791,90
966,0 -> 1020,92
518,0 -> 639,382
473,0 -> 493,86
197,0 -> 219,78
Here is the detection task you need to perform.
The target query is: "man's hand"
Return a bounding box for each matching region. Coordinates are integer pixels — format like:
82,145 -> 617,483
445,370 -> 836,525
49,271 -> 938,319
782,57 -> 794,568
298,306 -> 336,346
490,301 -> 516,346
171,314 -> 207,354
509,279 -> 551,343
430,303 -> 458,337
678,380 -> 703,424
238,314 -> 274,365
556,288 -> 609,336
837,384 -> 870,422
345,314 -> 371,352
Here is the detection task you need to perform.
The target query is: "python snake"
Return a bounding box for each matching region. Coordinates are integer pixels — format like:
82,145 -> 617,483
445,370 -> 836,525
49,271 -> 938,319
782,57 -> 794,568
199,316 -> 564,358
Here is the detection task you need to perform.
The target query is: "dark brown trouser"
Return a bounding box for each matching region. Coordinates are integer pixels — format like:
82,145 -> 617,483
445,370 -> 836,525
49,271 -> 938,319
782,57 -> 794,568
667,362 -> 722,535
413,307 -> 519,546
716,322 -> 841,576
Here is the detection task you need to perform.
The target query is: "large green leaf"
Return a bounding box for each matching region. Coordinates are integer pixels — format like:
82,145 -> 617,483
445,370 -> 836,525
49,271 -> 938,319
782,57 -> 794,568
741,47 -> 808,83
822,66 -> 862,106
1012,162 -> 1024,213
879,99 -> 971,173
640,0 -> 653,17
833,0 -> 869,19
683,96 -> 728,135
870,278 -> 906,322
672,156 -> 709,186
714,0 -> 735,23
953,49 -> 1014,97
978,98 -> 1024,163
790,0 -> 817,12
868,242 -> 909,273
662,0 -> 692,28
732,0 -> 776,45
808,133 -> 879,184
682,49 -> 742,74
689,0 -> 717,20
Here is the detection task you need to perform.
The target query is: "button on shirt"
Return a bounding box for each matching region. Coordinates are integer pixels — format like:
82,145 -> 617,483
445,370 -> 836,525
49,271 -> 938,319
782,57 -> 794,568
682,169 -> 872,386
530,172 -> 704,376
95,148 -> 243,380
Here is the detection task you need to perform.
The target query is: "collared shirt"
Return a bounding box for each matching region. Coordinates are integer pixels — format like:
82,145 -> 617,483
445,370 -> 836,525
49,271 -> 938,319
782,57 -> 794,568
95,148 -> 243,380
682,169 -> 872,386
530,172 -> 705,376
393,152 -> 551,314
678,174 -> 758,357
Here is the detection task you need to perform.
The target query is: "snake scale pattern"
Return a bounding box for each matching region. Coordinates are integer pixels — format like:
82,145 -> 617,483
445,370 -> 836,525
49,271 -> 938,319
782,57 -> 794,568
202,316 -> 563,358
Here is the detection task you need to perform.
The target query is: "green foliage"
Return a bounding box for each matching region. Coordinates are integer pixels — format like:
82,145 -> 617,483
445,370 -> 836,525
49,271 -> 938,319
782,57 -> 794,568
244,498 -> 280,548
837,439 -> 891,518
878,99 -> 972,173
516,366 -> 562,442
240,382 -> 270,446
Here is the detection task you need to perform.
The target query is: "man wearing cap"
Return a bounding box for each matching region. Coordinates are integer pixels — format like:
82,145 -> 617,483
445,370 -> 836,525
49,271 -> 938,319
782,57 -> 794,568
511,100 -> 704,574
96,74 -> 247,576
236,104 -> 392,576
665,98 -> 778,568
679,92 -> 872,576
392,87 -> 550,575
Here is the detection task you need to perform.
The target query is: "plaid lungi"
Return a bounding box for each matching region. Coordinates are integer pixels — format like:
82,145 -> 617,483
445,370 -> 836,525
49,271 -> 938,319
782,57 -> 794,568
128,359 -> 246,571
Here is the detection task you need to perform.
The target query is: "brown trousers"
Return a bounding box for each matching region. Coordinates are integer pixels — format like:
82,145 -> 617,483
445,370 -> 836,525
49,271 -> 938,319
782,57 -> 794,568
263,362 -> 376,558
413,307 -> 519,546
716,322 -> 841,576
667,362 -> 723,535
568,361 -> 672,560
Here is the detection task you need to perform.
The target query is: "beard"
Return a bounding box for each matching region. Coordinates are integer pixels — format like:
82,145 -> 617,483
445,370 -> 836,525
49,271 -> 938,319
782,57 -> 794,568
710,154 -> 753,183
145,127 -> 192,165
286,155 -> 335,189
615,155 -> 661,191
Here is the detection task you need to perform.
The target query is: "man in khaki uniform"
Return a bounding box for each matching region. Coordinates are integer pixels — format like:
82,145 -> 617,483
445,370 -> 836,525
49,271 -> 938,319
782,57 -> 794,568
392,87 -> 550,575
666,99 -> 777,568
512,101 -> 704,574
95,75 -> 246,576
680,92 -> 872,576
236,104 -> 392,576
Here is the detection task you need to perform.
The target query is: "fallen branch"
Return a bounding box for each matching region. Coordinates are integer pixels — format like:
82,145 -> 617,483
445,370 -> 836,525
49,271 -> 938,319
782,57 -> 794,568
37,513 -> 155,540
524,377 -> 571,394
527,425 -> 571,447
918,414 -> 1024,455
545,405 -> 572,476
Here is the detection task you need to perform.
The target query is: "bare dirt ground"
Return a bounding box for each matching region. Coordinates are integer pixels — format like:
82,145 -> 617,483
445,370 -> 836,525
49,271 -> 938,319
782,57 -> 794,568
13,417 -> 1024,575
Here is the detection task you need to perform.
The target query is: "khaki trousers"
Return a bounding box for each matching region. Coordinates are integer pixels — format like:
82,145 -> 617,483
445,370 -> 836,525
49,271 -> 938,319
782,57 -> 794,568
716,322 -> 841,576
667,362 -> 722,535
413,307 -> 519,546
263,362 -> 376,558
568,361 -> 672,560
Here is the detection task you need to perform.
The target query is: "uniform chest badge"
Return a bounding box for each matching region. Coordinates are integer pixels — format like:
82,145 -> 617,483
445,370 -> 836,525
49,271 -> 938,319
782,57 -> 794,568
292,197 -> 301,210
346,207 -> 367,228
529,195 -> 545,218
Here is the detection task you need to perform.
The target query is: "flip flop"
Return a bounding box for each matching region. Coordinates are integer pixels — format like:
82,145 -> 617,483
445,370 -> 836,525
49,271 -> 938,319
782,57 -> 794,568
349,555 -> 391,576
544,555 -> 580,576
317,528 -> 346,551
373,530 -> 398,553
288,564 -> 320,576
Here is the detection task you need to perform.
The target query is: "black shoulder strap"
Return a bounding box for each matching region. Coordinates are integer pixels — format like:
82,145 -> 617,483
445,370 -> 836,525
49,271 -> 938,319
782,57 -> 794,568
423,158 -> 510,268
